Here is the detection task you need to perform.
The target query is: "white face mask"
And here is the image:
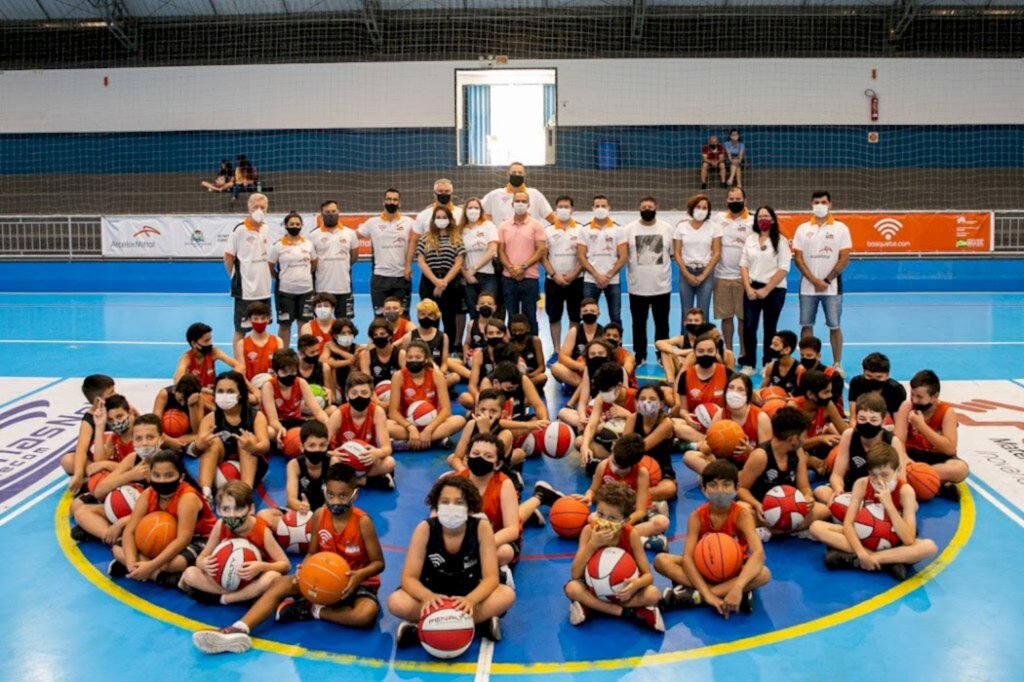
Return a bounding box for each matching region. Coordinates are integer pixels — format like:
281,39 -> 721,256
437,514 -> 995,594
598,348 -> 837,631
812,203 -> 830,219
556,207 -> 572,222
437,503 -> 468,529
335,334 -> 354,347
434,218 -> 450,229
513,202 -> 529,216
593,207 -> 610,220
250,208 -> 266,224
872,476 -> 897,493
135,445 -> 160,461
726,390 -> 747,410
215,393 -> 239,410
314,306 -> 332,320
692,208 -> 708,222
465,208 -> 481,223
599,390 -> 618,404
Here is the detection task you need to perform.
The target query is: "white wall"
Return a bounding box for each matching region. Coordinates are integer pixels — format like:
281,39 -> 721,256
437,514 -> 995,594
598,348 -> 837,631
1,57 -> 1021,133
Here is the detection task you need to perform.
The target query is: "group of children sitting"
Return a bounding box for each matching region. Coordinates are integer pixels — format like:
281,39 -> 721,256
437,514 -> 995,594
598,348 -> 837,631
60,292 -> 968,654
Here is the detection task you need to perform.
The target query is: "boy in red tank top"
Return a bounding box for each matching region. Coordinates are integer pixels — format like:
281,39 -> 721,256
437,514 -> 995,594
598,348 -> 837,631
299,293 -> 338,355
234,301 -> 282,383
173,322 -> 242,395
894,370 -> 967,500
260,349 -> 329,447
788,368 -> 848,475
89,394 -> 136,470
180,480 -> 290,604
193,463 -> 385,655
326,372 -> 396,488
809,443 -> 937,581
655,460 -> 770,616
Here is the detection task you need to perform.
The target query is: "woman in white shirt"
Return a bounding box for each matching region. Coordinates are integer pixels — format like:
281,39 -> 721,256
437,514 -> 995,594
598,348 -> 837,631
459,197 -> 499,354
739,206 -> 791,372
673,194 -> 720,331
269,212 -> 317,348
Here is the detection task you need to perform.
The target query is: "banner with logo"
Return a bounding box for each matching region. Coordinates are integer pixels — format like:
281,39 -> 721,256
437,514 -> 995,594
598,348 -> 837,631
103,214 -> 321,258
775,212 -> 993,253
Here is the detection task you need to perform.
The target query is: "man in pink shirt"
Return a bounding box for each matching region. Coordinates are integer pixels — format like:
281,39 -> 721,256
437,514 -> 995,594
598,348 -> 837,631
498,190 -> 548,335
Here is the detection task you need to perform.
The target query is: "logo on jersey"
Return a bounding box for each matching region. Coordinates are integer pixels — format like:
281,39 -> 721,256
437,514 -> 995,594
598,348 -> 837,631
427,553 -> 445,568
344,542 -> 361,556
852,456 -> 866,469
133,225 -> 161,238
318,529 -> 334,546
765,469 -> 779,482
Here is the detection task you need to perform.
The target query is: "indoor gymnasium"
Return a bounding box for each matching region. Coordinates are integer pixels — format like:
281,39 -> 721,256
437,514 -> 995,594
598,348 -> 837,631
1,1 -> 1023,680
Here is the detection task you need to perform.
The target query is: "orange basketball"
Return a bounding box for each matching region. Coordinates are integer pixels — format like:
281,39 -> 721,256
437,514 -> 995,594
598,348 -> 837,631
760,386 -> 788,402
761,397 -> 787,418
824,445 -> 840,474
297,552 -> 351,605
706,420 -> 747,458
694,532 -> 745,583
134,511 -> 177,558
549,497 -> 590,539
161,409 -> 190,438
282,427 -> 303,459
906,462 -> 941,501
86,470 -> 110,495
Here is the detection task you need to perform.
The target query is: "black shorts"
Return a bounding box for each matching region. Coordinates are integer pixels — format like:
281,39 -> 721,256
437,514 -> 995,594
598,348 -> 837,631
544,277 -> 584,323
335,584 -> 380,608
179,539 -> 206,566
907,448 -> 960,467
370,275 -> 411,314
233,297 -> 272,333
275,290 -> 313,325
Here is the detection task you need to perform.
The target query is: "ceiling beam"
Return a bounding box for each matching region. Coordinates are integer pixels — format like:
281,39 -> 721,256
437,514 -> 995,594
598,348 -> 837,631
34,0 -> 52,20
88,0 -> 139,52
361,0 -> 383,50
887,0 -> 918,42
631,0 -> 647,41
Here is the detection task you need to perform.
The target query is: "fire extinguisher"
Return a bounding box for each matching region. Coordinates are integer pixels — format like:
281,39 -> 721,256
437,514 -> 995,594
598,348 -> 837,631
865,89 -> 879,122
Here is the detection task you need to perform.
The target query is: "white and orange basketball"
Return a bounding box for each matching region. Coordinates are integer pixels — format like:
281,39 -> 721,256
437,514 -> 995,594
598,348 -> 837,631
538,422 -> 575,459
694,403 -> 721,433
853,502 -> 901,551
829,492 -> 855,523
214,460 -> 241,490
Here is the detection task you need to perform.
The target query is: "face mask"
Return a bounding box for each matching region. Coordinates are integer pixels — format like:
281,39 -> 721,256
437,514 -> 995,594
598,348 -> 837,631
726,390 -> 747,410
912,402 -> 931,412
467,456 -> 496,477
286,226 -> 302,237
418,317 -> 438,329
856,422 -> 883,439
466,208 -> 481,222
511,332 -> 528,343
151,479 -> 179,497
197,343 -> 214,356
707,491 -> 737,507
322,213 -> 339,228
304,353 -> 320,363
109,418 -> 130,435
756,217 -> 773,232
556,207 -> 572,222
640,209 -> 657,222
435,193 -> 451,206
437,503 -> 468,529
509,174 -> 525,187
135,445 -> 159,461
478,306 -> 493,318
728,201 -> 745,214
637,400 -> 662,418
813,394 -> 832,407
863,379 -> 886,392
278,374 -> 297,387
384,203 -> 399,214
434,218 -> 450,229
372,336 -> 390,348
383,311 -> 400,322
215,393 -> 239,410
608,459 -> 628,475
406,360 -> 426,374
251,321 -> 268,334
336,334 -> 354,347
872,477 -> 897,493
605,338 -> 619,349
315,306 -> 332,320
304,450 -> 326,466
348,395 -> 371,412
695,354 -> 716,369
251,209 -> 266,224
222,515 -> 248,532
581,312 -> 598,325
599,390 -> 618,404
798,358 -> 817,370
327,502 -> 351,516
513,202 -> 529,216
594,518 -> 622,534
593,207 -> 610,220
486,337 -> 504,348
685,323 -> 701,336
586,357 -> 608,377
812,203 -> 830,219
692,208 -> 708,221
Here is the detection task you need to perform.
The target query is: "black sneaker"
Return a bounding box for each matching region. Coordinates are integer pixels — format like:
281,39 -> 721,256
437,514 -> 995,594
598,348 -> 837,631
365,473 -> 396,491
511,467 -> 525,491
585,459 -> 598,478
275,598 -> 313,623
525,508 -> 546,528
70,525 -> 93,543
823,549 -> 858,571
396,621 -> 420,647
533,481 -> 564,507
660,585 -> 701,611
884,563 -> 908,582
107,559 -> 128,578
155,571 -> 183,589
180,583 -> 223,606
938,482 -> 961,501
740,590 -> 755,614
634,356 -> 647,367
623,606 -> 665,632
480,616 -> 503,642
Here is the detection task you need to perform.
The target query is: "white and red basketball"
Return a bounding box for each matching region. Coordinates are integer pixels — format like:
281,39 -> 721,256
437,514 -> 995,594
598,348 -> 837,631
585,546 -> 639,603
417,598 -> 476,659
829,492 -> 855,523
694,403 -> 721,433
519,428 -> 541,456
538,422 -> 575,459
407,400 -> 438,428
214,460 -> 241,490
761,485 -> 809,531
374,380 -> 392,404
103,484 -> 143,523
853,502 -> 901,551
251,373 -> 274,391
335,439 -> 372,476
211,538 -> 262,591
274,509 -> 313,554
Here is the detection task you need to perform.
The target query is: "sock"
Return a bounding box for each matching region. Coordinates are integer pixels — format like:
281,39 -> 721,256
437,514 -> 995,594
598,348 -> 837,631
202,486 -> 213,499
220,595 -> 229,605
311,604 -> 323,620
231,621 -> 250,634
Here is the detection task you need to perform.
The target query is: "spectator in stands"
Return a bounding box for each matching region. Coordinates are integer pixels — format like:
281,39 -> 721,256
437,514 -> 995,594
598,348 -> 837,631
406,178 -> 463,281
359,189 -> 415,316
417,206 -> 466,342
311,200 -> 360,320
200,159 -> 233,193
673,193 -> 719,328
224,193 -> 272,345
578,195 -> 626,326
625,196 -> 673,366
230,155 -> 258,200
498,191 -> 547,336
712,186 -> 753,369
739,206 -> 791,371
701,135 -> 727,190
792,191 -> 852,376
269,212 -> 316,347
482,161 -> 555,225
724,128 -> 746,188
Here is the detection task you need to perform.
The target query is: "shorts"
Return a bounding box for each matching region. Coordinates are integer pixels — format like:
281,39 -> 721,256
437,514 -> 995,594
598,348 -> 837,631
233,297 -> 272,333
907,448 -> 960,467
334,584 -> 380,608
799,294 -> 843,330
179,539 -> 206,566
713,278 -> 744,320
544,277 -> 584,323
503,539 -> 523,570
275,290 -> 313,325
370,274 -> 411,314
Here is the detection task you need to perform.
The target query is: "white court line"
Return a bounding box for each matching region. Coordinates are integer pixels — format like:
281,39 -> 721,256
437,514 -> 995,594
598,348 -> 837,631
4,339 -> 1024,348
474,638 -> 494,682
0,473 -> 65,528
966,479 -> 1024,530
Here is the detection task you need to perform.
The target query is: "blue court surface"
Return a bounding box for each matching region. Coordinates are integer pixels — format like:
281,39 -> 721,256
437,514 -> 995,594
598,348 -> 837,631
1,291 -> 1023,681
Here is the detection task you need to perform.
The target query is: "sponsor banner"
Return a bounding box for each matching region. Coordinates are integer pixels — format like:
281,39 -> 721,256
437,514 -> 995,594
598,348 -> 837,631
776,212 -> 993,253
102,214 -> 321,258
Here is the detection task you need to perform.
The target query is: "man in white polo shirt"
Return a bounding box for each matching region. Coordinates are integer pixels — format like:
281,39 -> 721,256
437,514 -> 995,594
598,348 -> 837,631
792,190 -> 852,375
224,193 -> 272,345
312,199 -> 360,320
405,178 -> 463,282
359,188 -> 415,316
624,196 -> 674,366
541,194 -> 583,358
578,195 -> 627,325
712,186 -> 753,366
482,161 -> 555,225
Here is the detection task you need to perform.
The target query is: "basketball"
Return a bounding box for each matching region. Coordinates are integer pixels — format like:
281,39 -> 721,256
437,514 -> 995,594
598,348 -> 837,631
762,485 -> 810,531
830,492 -> 854,523
417,598 -> 476,659
693,403 -> 721,432
211,538 -> 262,591
760,386 -> 789,402
374,380 -> 391,403
407,400 -> 438,428
853,502 -> 901,551
694,532 -> 745,583
161,409 -> 190,437
134,511 -> 177,558
297,551 -> 351,605
282,427 -> 303,459
214,460 -> 241,490
335,439 -> 372,475
251,373 -> 274,391
906,462 -> 941,501
539,422 -> 575,459
585,546 -> 639,603
520,427 -> 543,456
706,420 -> 747,458
86,471 -> 110,495
824,445 -> 840,474
641,455 -> 663,486
274,509 -> 313,554
761,397 -> 787,418
103,484 -> 143,523
549,497 -> 590,539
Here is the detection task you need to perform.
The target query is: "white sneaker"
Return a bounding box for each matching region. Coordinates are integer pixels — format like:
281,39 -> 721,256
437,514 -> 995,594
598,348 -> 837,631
653,500 -> 669,517
569,601 -> 587,626
192,627 -> 252,655
740,365 -> 757,377
500,565 -> 516,591
793,529 -> 813,540
832,363 -> 846,378
756,527 -> 772,543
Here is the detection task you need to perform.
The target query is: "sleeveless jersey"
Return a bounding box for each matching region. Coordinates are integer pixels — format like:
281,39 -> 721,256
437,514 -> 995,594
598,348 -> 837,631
844,430 -> 894,491
515,337 -> 541,374
863,478 -> 906,514
421,517 -> 482,597
329,344 -> 355,396
792,397 -> 828,438
369,347 -> 401,385
398,368 -> 438,413
186,352 -> 216,389
104,433 -> 135,463
242,335 -> 279,380
601,456 -> 663,498
144,480 -> 216,538
221,515 -> 272,556
696,502 -> 749,555
750,440 -> 799,502
723,404 -> 763,457
572,323 -> 604,361
412,328 -> 445,366
163,385 -> 188,413
500,385 -> 529,422
614,347 -> 638,389
296,456 -> 325,510
630,416 -> 675,475
300,358 -> 325,388
308,320 -> 333,355
214,406 -> 256,460
679,364 -> 727,410
599,388 -> 637,421
767,359 -> 800,396
270,377 -> 303,420
315,507 -> 380,590
391,318 -> 412,344
904,402 -> 950,454
467,319 -> 488,351
458,470 -> 513,533
331,403 -> 379,449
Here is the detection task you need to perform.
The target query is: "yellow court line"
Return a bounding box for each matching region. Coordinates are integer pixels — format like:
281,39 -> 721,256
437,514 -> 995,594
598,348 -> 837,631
56,484 -> 974,675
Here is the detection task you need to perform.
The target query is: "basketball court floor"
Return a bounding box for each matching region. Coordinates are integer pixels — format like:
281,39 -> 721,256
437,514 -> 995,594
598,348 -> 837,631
0,291 -> 1021,681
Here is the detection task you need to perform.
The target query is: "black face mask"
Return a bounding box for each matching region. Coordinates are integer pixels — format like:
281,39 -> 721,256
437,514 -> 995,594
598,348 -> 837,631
322,214 -> 339,228
606,339 -> 620,349
197,343 -> 213,356
151,479 -> 180,497
511,332 -> 528,343
640,209 -> 657,222
467,456 -> 497,477
581,313 -> 599,325
478,306 -> 494,318
327,502 -> 351,516
509,175 -> 525,188
800,358 -> 818,370
695,354 -> 716,369
435,193 -> 451,205
302,354 -> 319,364
348,396 -> 371,412
384,203 -> 399,214
587,357 -> 608,377
278,374 -> 297,386
486,337 -> 504,348
286,227 -> 302,237
912,402 -> 932,412
304,450 -> 326,466
406,360 -> 426,374
728,201 -> 745,214
372,336 -> 390,348
855,422 -> 883,439
862,379 -> 887,392
685,323 -> 701,336
813,394 -> 832,407
418,317 -> 438,329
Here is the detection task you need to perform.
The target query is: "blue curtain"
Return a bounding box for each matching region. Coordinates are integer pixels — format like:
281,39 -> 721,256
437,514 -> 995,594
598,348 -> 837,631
464,84 -> 490,166
544,84 -> 556,126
